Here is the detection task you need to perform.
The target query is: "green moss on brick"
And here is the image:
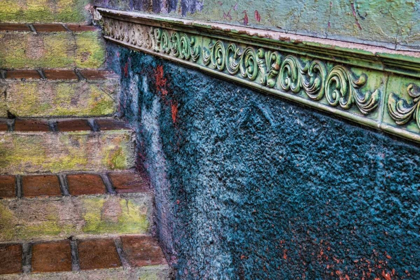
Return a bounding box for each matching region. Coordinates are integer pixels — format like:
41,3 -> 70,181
0,132 -> 134,174
82,197 -> 149,234
75,32 -> 106,69
0,0 -> 90,23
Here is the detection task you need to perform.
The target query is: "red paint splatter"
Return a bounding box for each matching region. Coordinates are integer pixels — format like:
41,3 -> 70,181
154,65 -> 168,96
254,10 -> 261,22
123,61 -> 129,77
243,10 -> 248,25
171,101 -> 178,123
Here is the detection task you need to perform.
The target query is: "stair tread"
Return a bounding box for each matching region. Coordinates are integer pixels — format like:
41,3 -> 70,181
2,69 -> 118,81
0,170 -> 150,199
0,23 -> 99,33
0,235 -> 167,276
0,118 -> 131,133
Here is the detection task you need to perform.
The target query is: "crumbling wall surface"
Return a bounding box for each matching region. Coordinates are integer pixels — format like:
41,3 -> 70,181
108,43 -> 420,279
94,0 -> 420,50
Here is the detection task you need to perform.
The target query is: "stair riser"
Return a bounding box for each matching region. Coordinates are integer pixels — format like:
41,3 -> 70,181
1,265 -> 170,280
0,81 -> 118,118
0,195 -> 152,242
0,32 -> 105,69
0,0 -> 91,23
0,132 -> 135,174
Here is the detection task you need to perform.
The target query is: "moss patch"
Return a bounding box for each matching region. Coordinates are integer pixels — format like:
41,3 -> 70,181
75,32 -> 106,69
82,197 -> 149,234
0,0 -> 90,23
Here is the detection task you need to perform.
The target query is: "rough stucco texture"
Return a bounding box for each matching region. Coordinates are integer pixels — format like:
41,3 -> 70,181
94,0 -> 420,50
108,43 -> 420,279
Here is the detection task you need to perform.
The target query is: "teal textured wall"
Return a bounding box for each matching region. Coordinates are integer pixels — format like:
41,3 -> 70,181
108,44 -> 420,279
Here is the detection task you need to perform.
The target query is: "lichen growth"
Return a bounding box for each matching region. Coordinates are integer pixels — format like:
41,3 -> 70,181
7,82 -> 116,117
82,197 -> 149,234
75,32 -> 106,69
0,133 -> 133,174
0,0 -> 90,23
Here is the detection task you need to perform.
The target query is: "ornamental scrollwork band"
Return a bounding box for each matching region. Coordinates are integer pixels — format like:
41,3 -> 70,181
102,18 -> 380,116
388,83 -> 420,130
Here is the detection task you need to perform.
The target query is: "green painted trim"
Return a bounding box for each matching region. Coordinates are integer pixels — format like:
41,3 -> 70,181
97,8 -> 420,145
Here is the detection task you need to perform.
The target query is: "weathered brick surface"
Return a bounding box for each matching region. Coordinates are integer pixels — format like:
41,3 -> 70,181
0,23 -> 30,32
80,70 -> 117,80
0,32 -> 105,69
32,241 -> 72,273
56,119 -> 92,132
14,119 -> 50,132
22,175 -> 61,197
0,175 -> 16,198
67,174 -> 106,195
67,25 -> 98,32
96,119 -> 130,131
33,24 -> 67,32
44,69 -> 78,80
0,194 -> 151,242
0,121 -> 8,131
4,79 -> 118,118
78,239 -> 121,270
0,244 -> 22,275
0,129 -> 134,174
121,236 -> 167,267
108,172 -> 149,194
5,70 -> 41,80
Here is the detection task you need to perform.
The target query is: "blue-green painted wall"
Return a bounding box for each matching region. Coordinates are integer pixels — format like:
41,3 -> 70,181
108,43 -> 420,279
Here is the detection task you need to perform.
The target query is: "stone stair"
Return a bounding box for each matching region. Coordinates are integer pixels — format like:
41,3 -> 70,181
0,6 -> 170,279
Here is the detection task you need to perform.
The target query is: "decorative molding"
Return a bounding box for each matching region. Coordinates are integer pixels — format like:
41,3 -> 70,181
97,8 -> 420,144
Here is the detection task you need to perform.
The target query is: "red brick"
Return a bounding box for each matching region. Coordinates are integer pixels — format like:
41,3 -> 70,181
0,121 -> 8,132
67,174 -> 106,196
0,23 -> 30,32
96,119 -> 130,131
56,119 -> 91,132
22,175 -> 61,198
80,70 -> 116,80
108,172 -> 149,194
121,236 -> 166,267
0,176 -> 16,198
33,24 -> 67,32
78,239 -> 121,270
67,25 -> 98,32
44,70 -> 78,80
0,244 -> 22,275
14,119 -> 50,132
32,240 -> 72,273
6,70 -> 41,80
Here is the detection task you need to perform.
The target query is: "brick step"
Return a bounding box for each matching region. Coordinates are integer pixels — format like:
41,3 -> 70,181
0,171 -> 153,242
0,69 -> 119,118
0,235 -> 170,279
0,0 -> 92,24
0,24 -> 105,69
0,118 -> 135,174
